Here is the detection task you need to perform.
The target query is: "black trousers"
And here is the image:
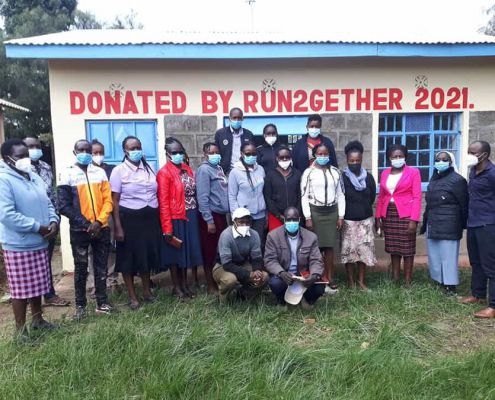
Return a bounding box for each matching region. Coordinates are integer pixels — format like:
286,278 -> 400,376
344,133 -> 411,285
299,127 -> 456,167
467,225 -> 495,308
70,228 -> 110,308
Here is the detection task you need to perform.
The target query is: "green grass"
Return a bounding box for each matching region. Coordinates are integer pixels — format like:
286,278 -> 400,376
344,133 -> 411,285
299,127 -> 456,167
1,269 -> 495,400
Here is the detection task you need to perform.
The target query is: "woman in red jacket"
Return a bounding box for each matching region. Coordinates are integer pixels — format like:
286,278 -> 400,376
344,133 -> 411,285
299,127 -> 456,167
376,144 -> 421,285
157,137 -> 203,299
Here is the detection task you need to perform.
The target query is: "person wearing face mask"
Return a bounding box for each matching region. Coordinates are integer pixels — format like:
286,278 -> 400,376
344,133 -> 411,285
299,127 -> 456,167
264,207 -> 325,310
301,143 -> 345,293
91,139 -> 115,179
340,141 -> 377,290
459,141 -> 495,318
228,142 -> 267,248
263,146 -> 302,231
196,142 -> 229,295
158,137 -> 203,300
213,207 -> 268,303
419,151 -> 467,296
215,107 -> 254,174
23,136 -> 70,307
110,136 -> 161,310
292,114 -> 338,172
87,139 -> 118,298
0,139 -> 60,342
376,144 -> 421,286
256,124 -> 281,171
58,139 -> 113,320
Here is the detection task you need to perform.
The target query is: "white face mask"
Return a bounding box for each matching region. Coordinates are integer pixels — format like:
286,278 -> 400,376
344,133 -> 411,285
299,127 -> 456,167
234,224 -> 250,237
466,154 -> 480,168
278,160 -> 292,170
265,136 -> 277,146
391,158 -> 406,169
92,155 -> 105,165
14,157 -> 32,173
308,128 -> 320,138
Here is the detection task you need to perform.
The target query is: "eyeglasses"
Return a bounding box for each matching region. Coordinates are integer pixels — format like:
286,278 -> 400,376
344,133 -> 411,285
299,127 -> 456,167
170,151 -> 184,155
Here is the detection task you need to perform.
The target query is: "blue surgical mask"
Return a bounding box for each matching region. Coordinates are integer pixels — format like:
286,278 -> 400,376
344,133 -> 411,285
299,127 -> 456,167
315,156 -> 329,166
244,155 -> 257,165
434,161 -> 450,172
76,152 -> 92,165
128,150 -> 143,163
285,221 -> 300,234
230,120 -> 242,130
308,128 -> 320,138
171,153 -> 184,165
29,148 -> 43,161
208,154 -> 221,166
391,158 -> 406,169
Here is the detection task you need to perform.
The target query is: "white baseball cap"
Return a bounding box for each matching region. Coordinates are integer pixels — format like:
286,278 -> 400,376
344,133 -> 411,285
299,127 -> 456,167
284,281 -> 308,305
232,207 -> 251,220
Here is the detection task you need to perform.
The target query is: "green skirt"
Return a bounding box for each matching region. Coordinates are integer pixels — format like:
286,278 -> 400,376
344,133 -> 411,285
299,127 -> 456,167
310,204 -> 338,248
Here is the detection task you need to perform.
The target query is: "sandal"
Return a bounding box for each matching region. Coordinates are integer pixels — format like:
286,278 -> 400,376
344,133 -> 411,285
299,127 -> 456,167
44,295 -> 70,307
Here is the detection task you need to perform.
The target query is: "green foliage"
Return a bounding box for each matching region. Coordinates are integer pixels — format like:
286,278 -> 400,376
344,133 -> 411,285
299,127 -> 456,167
0,269 -> 494,399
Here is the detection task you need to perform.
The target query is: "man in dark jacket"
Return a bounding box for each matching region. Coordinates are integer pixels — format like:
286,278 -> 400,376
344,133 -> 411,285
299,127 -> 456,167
264,207 -> 325,309
292,114 -> 338,172
215,107 -> 254,174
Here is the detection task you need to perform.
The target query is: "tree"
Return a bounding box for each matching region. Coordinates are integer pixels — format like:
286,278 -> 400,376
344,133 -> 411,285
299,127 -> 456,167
482,5 -> 495,35
109,10 -> 143,29
0,0 -> 78,138
73,9 -> 102,30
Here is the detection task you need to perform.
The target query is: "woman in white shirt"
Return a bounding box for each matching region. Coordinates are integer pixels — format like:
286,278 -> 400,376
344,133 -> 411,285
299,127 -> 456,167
301,143 -> 345,292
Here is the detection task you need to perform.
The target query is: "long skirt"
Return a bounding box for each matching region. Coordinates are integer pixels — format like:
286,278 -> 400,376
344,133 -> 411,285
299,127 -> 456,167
310,204 -> 338,249
3,248 -> 50,299
341,217 -> 377,266
162,208 -> 203,269
427,238 -> 460,285
198,211 -> 228,267
382,203 -> 416,257
115,206 -> 161,276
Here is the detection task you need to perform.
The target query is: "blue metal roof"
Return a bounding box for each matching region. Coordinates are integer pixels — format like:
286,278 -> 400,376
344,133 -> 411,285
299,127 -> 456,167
6,30 -> 495,59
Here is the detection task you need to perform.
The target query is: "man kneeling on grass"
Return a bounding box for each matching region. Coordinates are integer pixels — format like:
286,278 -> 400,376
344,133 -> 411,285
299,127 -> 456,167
213,207 -> 268,303
264,207 -> 325,310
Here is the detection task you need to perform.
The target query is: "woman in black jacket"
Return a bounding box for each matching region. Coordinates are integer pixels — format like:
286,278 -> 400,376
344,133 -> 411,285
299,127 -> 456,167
421,151 -> 468,294
340,141 -> 377,289
263,146 -> 302,231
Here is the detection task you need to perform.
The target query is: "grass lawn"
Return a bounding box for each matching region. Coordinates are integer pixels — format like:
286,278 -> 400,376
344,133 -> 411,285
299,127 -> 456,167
0,268 -> 494,400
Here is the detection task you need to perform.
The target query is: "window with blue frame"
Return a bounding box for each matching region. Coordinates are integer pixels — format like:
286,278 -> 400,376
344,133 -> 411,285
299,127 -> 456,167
86,120 -> 159,171
223,115 -> 307,148
378,113 -> 460,190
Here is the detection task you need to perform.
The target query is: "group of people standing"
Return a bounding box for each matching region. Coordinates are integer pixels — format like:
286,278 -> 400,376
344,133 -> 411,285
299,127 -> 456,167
1,107 -> 495,342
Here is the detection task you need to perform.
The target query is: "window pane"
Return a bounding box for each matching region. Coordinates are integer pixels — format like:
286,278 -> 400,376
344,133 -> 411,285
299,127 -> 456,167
396,116 -> 403,131
420,168 -> 431,182
379,116 -> 385,132
419,135 -> 430,150
387,116 -> 395,131
379,136 -> 385,150
405,114 -> 431,132
441,114 -> 449,130
406,152 -> 417,165
419,152 -> 430,166
406,135 -> 418,150
378,152 -> 385,167
433,115 -> 440,131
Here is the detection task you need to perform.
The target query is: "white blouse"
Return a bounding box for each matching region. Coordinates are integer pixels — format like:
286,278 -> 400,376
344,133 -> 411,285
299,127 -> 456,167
386,172 -> 402,203
301,166 -> 346,219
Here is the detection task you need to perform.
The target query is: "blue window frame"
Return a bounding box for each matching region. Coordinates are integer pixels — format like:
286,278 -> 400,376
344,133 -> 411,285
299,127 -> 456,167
86,120 -> 159,172
223,115 -> 307,148
378,113 -> 461,190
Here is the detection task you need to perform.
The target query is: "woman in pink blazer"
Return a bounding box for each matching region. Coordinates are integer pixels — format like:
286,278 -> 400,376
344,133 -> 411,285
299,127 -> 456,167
376,144 -> 421,285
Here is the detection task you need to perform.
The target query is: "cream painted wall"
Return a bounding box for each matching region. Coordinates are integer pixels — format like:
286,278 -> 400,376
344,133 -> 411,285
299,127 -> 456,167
48,57 -> 495,271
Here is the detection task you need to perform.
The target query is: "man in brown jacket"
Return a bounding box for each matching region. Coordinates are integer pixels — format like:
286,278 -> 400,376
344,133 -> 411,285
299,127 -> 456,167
264,207 -> 325,309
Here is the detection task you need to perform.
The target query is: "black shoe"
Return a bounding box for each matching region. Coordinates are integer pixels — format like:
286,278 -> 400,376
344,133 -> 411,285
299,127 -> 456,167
31,319 -> 58,330
95,303 -> 114,315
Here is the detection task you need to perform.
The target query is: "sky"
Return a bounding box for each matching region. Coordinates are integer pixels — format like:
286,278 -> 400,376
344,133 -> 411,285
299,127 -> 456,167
77,0 -> 495,37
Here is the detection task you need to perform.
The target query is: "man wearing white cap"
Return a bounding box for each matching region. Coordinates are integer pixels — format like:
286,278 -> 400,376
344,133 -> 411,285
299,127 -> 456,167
213,207 -> 268,303
264,207 -> 325,310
